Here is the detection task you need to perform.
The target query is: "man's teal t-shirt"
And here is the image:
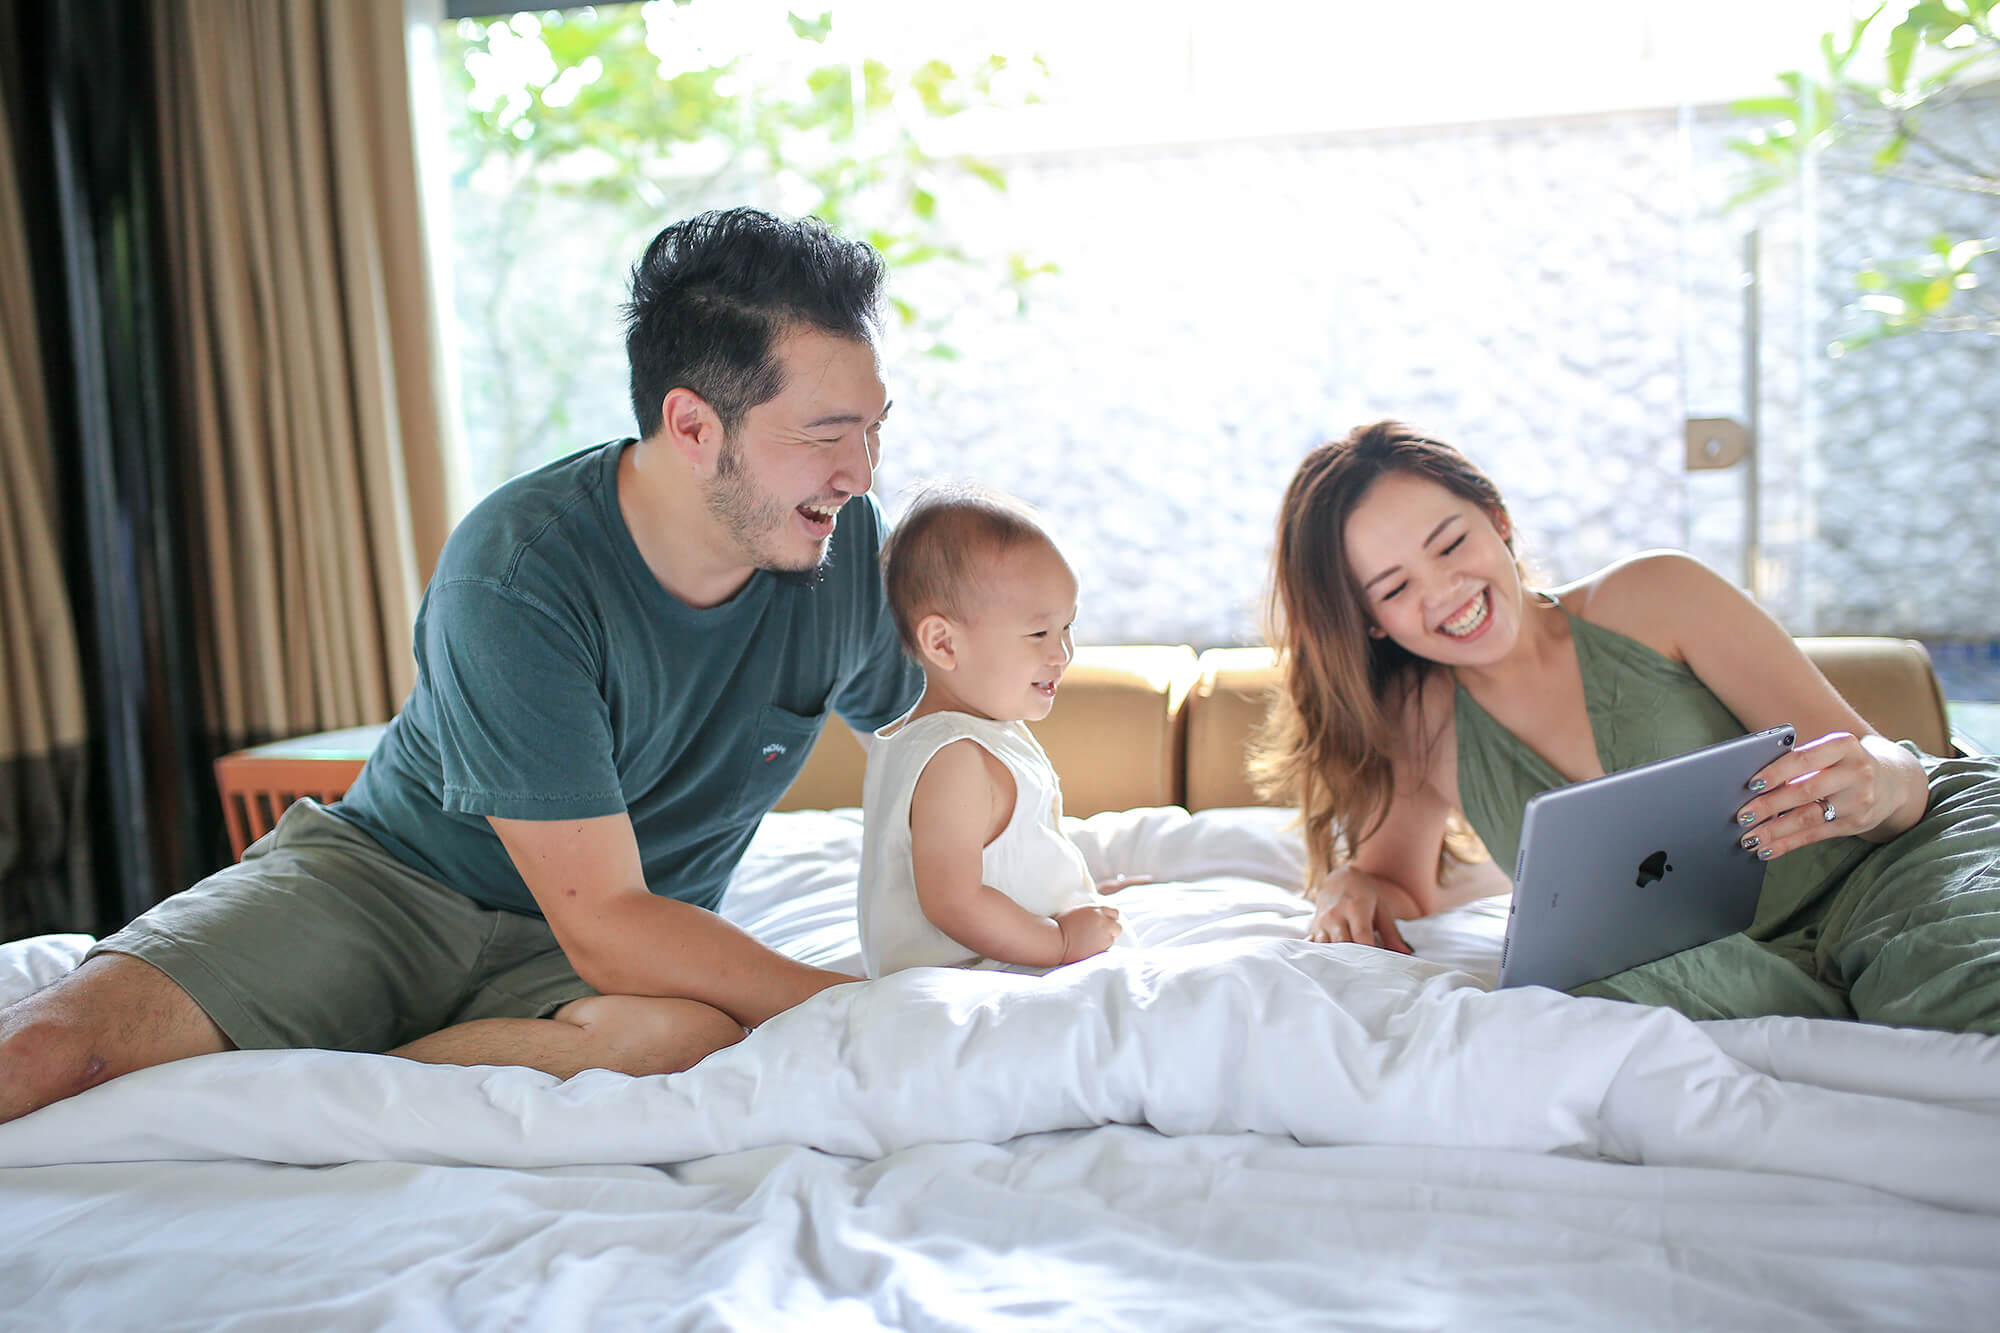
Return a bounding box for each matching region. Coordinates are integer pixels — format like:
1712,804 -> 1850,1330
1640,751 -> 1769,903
334,439 -> 922,916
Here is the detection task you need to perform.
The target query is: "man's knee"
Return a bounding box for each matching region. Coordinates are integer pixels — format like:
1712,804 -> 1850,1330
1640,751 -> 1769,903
0,984 -> 136,1123
554,994 -> 746,1075
0,1011 -> 115,1114
0,953 -> 230,1123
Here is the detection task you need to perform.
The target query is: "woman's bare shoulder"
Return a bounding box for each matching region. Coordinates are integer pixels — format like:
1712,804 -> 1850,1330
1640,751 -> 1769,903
1554,549 -> 1721,655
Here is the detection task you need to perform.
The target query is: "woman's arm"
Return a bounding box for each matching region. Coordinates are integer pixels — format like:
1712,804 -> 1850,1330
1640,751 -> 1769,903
908,739 -> 1120,966
1584,552 -> 1930,854
1310,673 -> 1458,951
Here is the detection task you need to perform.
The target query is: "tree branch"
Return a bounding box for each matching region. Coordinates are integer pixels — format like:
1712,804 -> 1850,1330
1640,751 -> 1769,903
1883,101 -> 2000,184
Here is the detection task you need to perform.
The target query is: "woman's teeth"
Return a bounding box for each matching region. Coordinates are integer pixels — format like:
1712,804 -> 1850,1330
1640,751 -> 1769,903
1439,590 -> 1489,638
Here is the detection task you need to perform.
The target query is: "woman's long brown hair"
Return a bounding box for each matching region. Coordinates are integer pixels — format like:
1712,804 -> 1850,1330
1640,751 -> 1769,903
1250,421 -> 1515,887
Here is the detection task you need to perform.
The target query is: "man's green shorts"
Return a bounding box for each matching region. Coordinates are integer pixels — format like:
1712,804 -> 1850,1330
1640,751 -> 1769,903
88,799 -> 597,1051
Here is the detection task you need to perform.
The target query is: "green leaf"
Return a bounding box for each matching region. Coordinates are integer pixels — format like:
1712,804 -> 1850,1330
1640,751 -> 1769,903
1886,18 -> 1920,90
1904,2 -> 1970,39
1009,255 -> 1060,282
1823,8 -> 1880,76
1730,95 -> 1806,117
962,160 -> 1007,191
786,10 -> 833,43
1722,178 -> 1788,211
1810,81 -> 1838,140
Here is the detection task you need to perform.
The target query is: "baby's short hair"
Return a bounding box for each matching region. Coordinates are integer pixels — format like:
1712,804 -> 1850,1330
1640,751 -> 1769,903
881,484 -> 1053,657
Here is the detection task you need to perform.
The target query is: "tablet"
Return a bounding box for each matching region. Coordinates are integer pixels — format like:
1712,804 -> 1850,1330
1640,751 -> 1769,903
1496,724 -> 1796,992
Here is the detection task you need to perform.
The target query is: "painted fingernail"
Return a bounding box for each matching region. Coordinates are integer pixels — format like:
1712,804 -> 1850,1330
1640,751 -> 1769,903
1741,835 -> 1759,850
1757,847 -> 1775,861
1747,778 -> 1768,793
1737,810 -> 1757,826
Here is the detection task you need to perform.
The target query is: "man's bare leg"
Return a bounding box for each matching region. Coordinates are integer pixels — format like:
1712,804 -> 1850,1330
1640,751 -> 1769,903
0,953 -> 233,1124
390,994 -> 746,1079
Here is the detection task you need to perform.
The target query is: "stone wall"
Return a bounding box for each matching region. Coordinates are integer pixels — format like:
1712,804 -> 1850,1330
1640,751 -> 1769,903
869,102 -> 2000,646
448,100 -> 2000,647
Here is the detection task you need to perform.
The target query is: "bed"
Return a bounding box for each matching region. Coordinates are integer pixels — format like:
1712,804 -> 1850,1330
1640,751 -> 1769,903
4,643 -> 1998,1330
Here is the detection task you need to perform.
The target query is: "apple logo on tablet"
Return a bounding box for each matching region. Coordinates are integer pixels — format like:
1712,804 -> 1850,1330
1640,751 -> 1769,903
1635,850 -> 1672,888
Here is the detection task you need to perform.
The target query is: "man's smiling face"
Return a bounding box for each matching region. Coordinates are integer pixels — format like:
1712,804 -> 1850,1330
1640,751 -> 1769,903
702,327 -> 890,579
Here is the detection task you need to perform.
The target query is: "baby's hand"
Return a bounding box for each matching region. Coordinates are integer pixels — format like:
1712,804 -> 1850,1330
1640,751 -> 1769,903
1054,903 -> 1122,963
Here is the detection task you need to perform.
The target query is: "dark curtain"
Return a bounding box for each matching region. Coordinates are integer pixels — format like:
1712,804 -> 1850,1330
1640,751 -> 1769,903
4,0 -> 225,937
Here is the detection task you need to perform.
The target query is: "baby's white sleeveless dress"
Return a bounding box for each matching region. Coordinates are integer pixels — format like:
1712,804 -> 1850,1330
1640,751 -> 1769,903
859,710 -> 1102,977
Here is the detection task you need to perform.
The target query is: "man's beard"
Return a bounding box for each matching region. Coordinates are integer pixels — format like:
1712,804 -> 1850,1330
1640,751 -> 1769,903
772,559 -> 830,589
705,439 -> 833,588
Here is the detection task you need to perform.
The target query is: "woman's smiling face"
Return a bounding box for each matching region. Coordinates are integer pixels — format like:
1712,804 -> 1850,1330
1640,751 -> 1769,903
1341,469 -> 1523,666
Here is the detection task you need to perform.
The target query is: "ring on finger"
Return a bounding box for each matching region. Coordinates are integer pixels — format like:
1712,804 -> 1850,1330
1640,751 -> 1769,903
1816,796 -> 1836,823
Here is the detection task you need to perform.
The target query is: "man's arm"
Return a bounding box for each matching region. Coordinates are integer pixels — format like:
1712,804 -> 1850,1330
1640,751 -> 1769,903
489,813 -> 853,1028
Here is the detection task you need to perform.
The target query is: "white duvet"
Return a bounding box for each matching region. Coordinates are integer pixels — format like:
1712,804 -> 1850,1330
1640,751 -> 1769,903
5,806 -> 1999,1331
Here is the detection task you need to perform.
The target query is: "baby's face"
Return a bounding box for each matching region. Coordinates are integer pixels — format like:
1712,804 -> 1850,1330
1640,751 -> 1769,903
947,539 -> 1078,723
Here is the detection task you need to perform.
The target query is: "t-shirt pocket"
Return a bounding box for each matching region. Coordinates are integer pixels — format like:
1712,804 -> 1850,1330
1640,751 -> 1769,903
727,703 -> 825,818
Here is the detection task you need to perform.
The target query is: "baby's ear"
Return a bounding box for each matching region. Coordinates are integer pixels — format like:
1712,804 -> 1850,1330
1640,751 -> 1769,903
915,613 -> 956,671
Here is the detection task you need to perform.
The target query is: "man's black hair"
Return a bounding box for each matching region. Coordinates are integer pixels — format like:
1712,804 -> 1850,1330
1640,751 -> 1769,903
623,207 -> 885,438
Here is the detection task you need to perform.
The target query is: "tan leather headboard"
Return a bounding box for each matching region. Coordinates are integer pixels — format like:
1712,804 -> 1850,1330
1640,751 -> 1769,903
1795,637 -> 1952,757
777,637 -> 1952,815
774,644 -> 1197,817
1182,637 -> 1955,811
1183,647 -> 1283,812
1030,645 -> 1196,815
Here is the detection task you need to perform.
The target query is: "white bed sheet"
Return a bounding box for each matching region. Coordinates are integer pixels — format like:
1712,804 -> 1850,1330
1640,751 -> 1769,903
3,806 -> 1997,1332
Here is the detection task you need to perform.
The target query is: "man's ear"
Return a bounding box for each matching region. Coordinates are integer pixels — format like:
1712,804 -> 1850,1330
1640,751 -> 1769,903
660,387 -> 722,467
915,613 -> 957,672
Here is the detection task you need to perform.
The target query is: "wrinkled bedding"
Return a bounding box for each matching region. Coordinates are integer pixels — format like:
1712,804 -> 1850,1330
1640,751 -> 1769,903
4,806 -> 1997,1331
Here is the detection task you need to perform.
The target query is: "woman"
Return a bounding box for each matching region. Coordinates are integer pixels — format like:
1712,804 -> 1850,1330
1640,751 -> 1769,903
1253,420 -> 2000,1031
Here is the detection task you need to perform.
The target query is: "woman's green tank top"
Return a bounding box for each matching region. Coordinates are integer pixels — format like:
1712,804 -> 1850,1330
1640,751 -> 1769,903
1453,606 -> 1860,936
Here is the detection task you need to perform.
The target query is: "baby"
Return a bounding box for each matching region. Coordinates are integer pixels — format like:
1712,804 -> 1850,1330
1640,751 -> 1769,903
858,485 -> 1129,978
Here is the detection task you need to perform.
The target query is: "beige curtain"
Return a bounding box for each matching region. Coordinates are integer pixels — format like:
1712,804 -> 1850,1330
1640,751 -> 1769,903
153,0 -> 450,747
0,76 -> 95,934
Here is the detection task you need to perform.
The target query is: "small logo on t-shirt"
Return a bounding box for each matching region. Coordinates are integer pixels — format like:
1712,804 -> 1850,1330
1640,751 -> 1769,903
762,742 -> 787,762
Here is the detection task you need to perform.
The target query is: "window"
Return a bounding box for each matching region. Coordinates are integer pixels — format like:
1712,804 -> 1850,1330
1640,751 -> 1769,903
416,1 -> 2000,721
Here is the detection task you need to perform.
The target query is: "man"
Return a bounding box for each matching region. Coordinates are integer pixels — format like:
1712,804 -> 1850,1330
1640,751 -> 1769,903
0,208 -> 922,1124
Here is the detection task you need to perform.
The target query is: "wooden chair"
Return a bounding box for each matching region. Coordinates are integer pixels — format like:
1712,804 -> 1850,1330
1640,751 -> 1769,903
211,724 -> 388,858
